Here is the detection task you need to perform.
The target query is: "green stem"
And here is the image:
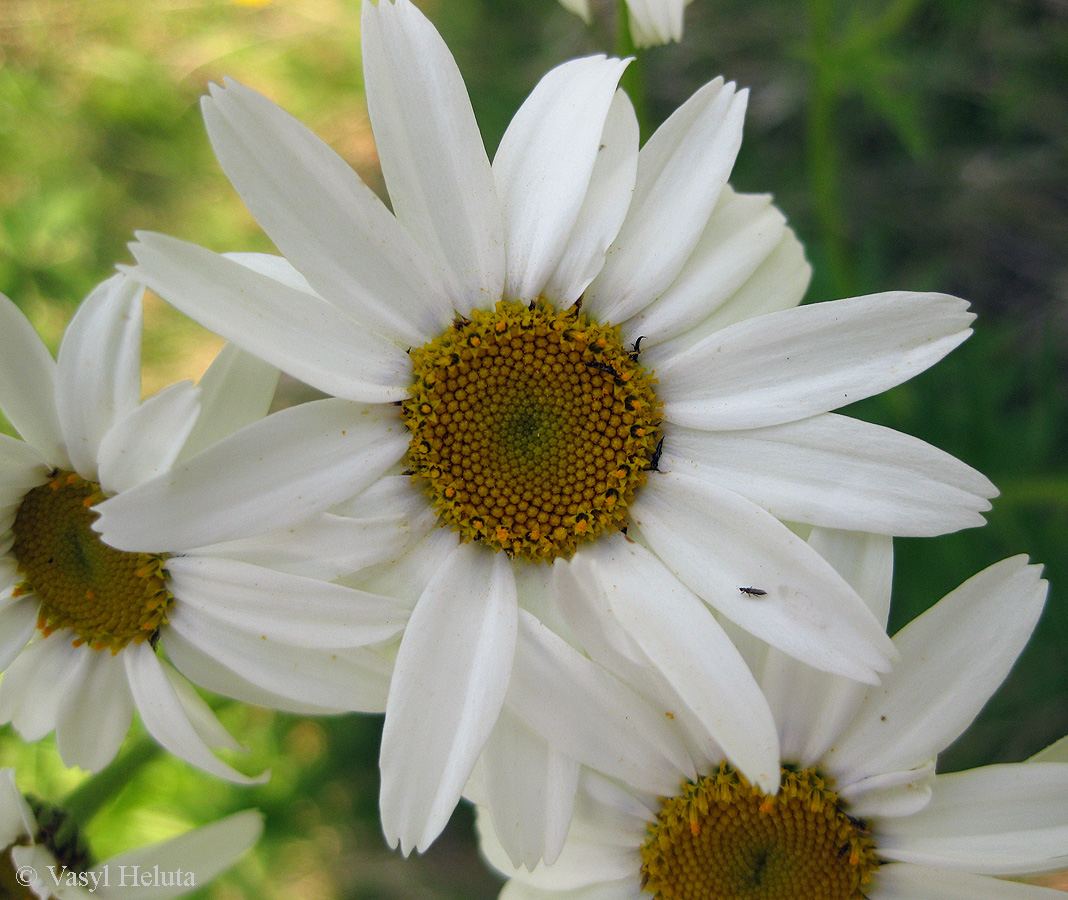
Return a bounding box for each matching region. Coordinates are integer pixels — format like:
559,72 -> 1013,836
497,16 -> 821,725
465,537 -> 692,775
804,0 -> 855,299
616,0 -> 650,143
60,737 -> 161,829
847,0 -> 928,54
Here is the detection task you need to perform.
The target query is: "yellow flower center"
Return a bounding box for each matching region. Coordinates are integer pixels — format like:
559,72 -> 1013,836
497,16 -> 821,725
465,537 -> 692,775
641,765 -> 877,900
12,471 -> 172,652
401,300 -> 661,562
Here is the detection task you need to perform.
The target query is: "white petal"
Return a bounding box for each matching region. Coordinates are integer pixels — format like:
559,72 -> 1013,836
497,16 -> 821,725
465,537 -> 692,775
622,188 -> 789,344
556,0 -> 591,22
56,648 -> 134,772
653,292 -> 975,429
506,608 -> 693,796
94,809 -> 262,900
177,342 -> 279,463
501,877 -> 645,900
0,768 -> 36,847
10,844 -> 65,900
380,545 -> 518,854
807,528 -> 894,628
830,557 -> 1048,781
0,434 -> 51,510
362,0 -> 505,310
542,89 -> 639,307
480,708 -> 579,869
162,627 -> 389,715
584,78 -> 747,323
871,862 -> 1065,900
0,601 -> 39,673
625,0 -> 686,46
662,415 -> 996,537
128,234 -> 412,402
202,78 -> 451,344
94,398 -> 407,552
840,761 -> 935,818
96,380 -> 200,495
166,555 -> 406,647
0,637 -> 89,741
160,661 -> 244,753
165,605 -> 391,712
571,535 -> 779,792
123,642 -> 266,784
631,471 -> 895,681
494,55 -> 630,302
876,763 -> 1068,874
0,292 -> 67,466
55,274 -> 143,480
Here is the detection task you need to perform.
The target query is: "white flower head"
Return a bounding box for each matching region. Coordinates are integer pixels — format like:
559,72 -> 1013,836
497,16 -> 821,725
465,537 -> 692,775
559,0 -> 694,48
0,767 -> 261,900
0,272 -> 397,783
477,534 -> 1068,900
120,0 -> 995,856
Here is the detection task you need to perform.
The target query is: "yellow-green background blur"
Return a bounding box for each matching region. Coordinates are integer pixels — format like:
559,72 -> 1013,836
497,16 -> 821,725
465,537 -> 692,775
1,0 -> 1066,896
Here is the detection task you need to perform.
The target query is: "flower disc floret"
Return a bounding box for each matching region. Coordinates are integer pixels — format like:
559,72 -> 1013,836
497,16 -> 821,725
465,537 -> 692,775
641,765 -> 877,900
402,300 -> 661,561
12,471 -> 172,652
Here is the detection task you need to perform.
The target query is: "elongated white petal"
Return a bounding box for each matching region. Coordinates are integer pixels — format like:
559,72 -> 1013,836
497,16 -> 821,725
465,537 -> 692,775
507,608 -> 693,796
55,275 -> 143,481
362,0 -> 504,310
129,234 -> 412,402
380,544 -> 518,854
840,761 -> 934,818
556,0 -> 591,22
494,55 -> 630,302
542,89 -> 639,307
94,809 -> 262,900
0,768 -> 35,848
95,398 -> 407,552
0,637 -> 88,741
202,78 -> 451,344
830,557 -> 1048,780
571,535 -> 779,792
166,605 -> 391,712
480,708 -> 579,869
0,292 -> 67,466
631,472 -> 895,681
0,434 -> 50,511
177,342 -> 279,463
584,78 -> 747,323
662,415 -> 996,536
167,555 -> 406,647
162,627 -> 389,715
622,188 -> 788,343
124,642 -> 265,784
0,601 -> 38,673
501,876 -> 646,900
871,862 -> 1064,900
56,648 -> 134,772
626,0 -> 686,46
161,661 -> 244,753
653,292 -> 974,430
876,763 -> 1068,874
96,380 -> 200,495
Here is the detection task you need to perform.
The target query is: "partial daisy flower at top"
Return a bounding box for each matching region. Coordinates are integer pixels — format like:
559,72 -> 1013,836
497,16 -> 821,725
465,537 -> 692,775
0,271 -> 400,784
0,767 -> 261,899
559,0 -> 693,48
118,0 -> 994,855
478,536 -> 1068,900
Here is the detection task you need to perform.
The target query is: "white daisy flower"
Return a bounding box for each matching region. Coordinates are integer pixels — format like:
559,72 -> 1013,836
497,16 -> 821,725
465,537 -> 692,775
117,0 -> 994,853
477,536 -> 1067,900
558,0 -> 694,48
0,272 -> 398,784
0,767 -> 261,899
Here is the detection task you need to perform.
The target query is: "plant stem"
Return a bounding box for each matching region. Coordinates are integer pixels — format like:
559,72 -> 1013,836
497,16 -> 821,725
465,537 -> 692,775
616,0 -> 650,142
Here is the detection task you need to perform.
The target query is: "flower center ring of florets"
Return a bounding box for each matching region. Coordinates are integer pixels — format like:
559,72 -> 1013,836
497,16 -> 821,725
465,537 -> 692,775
641,764 -> 878,900
11,471 -> 173,652
401,299 -> 662,562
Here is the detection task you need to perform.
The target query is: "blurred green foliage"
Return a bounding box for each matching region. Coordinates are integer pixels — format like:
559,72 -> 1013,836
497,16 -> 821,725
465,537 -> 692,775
1,0 -> 1066,897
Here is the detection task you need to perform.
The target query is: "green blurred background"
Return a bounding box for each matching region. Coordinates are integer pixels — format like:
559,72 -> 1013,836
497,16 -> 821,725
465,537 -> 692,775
1,0 -> 1066,896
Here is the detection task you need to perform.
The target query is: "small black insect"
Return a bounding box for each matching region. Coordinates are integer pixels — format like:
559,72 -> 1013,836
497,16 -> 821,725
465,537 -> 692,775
628,335 -> 645,361
739,586 -> 767,596
645,437 -> 665,472
586,360 -> 621,379
149,629 -> 161,651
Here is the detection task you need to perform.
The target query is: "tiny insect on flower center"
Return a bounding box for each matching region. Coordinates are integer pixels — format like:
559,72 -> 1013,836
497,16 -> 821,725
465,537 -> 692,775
401,300 -> 662,561
641,765 -> 877,900
11,471 -> 172,652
